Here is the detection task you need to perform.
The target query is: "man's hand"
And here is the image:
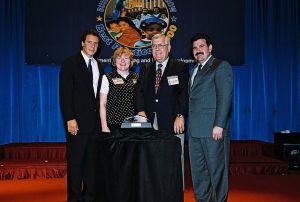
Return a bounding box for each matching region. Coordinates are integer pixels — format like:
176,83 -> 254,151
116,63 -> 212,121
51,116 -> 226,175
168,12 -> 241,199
212,126 -> 223,141
138,111 -> 147,118
174,117 -> 185,134
67,119 -> 79,135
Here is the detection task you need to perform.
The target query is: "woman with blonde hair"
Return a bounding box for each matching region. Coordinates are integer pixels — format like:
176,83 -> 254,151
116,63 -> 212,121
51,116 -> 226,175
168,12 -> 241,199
99,47 -> 138,132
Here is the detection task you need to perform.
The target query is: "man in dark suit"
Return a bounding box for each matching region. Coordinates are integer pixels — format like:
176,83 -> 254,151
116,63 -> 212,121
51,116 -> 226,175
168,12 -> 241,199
188,33 -> 233,202
134,34 -> 189,190
134,33 -> 189,135
59,28 -> 104,202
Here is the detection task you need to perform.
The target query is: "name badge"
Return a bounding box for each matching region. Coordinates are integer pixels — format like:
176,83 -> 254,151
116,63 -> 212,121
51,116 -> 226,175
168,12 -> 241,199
167,75 -> 179,85
112,78 -> 124,85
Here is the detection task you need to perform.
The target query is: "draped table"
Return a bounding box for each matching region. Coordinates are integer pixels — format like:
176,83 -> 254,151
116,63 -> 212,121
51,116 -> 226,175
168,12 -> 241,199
95,129 -> 183,202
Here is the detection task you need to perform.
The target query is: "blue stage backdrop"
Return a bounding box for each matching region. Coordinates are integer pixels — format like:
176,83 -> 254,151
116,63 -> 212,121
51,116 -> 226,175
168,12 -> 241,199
0,0 -> 299,144
25,0 -> 244,66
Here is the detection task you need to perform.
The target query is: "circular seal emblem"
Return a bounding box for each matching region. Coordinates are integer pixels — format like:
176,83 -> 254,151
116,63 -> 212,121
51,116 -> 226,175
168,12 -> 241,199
96,0 -> 178,56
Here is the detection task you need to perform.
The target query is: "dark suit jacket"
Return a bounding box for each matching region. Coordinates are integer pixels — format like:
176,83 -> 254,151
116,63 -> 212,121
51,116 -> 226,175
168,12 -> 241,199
59,52 -> 104,134
134,58 -> 189,135
188,56 -> 233,138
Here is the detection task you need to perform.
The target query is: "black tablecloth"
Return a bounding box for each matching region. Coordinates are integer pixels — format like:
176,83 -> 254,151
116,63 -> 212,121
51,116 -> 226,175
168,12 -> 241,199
95,129 -> 183,202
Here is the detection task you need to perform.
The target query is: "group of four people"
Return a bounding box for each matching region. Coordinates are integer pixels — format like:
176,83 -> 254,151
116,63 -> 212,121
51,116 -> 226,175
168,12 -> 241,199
59,28 -> 233,202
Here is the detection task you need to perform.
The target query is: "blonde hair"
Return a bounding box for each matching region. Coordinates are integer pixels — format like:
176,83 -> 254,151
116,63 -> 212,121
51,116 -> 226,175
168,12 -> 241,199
112,47 -> 135,67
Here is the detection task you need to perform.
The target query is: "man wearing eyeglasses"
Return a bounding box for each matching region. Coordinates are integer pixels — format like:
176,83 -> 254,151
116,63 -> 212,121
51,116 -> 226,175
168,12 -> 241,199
59,28 -> 104,202
135,33 -> 189,135
134,33 -> 189,189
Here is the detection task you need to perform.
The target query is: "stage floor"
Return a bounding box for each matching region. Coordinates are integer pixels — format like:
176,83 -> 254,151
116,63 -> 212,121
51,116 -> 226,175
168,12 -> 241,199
0,173 -> 300,202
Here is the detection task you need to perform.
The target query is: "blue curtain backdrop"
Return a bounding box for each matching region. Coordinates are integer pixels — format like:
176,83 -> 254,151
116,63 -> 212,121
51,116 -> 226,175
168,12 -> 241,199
0,0 -> 299,144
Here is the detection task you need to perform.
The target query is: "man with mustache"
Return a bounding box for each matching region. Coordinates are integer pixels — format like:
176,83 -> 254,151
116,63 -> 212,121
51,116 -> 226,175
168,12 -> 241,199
188,33 -> 233,202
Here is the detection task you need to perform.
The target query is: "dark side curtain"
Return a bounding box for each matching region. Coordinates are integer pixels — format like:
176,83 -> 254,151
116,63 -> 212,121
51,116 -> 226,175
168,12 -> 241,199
0,0 -> 299,144
231,0 -> 300,141
0,0 -> 65,143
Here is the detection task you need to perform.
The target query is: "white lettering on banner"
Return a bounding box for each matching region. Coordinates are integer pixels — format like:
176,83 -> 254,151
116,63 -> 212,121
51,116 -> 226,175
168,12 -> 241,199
96,24 -> 113,46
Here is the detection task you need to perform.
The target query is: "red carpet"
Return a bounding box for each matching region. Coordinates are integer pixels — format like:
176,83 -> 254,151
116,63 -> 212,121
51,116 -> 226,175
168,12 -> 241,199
0,141 -> 297,201
0,174 -> 300,202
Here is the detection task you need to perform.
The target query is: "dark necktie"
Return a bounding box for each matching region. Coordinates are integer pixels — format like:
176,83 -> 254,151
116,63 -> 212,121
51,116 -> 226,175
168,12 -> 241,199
194,63 -> 203,79
88,59 -> 93,79
196,63 -> 202,75
155,64 -> 162,94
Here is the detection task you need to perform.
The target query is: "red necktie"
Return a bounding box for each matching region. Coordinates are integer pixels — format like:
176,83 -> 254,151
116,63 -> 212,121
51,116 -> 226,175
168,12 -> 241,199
155,64 -> 162,94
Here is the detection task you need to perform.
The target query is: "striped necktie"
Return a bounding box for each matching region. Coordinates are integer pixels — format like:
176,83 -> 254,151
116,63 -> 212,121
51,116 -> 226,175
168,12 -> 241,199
155,64 -> 162,94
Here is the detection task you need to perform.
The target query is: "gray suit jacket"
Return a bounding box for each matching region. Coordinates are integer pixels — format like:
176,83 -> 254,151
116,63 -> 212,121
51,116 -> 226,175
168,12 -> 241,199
188,56 -> 233,138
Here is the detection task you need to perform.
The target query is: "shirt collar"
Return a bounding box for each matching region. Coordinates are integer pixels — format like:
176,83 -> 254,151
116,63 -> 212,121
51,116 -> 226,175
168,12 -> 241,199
156,57 -> 169,70
81,50 -> 94,66
198,55 -> 212,68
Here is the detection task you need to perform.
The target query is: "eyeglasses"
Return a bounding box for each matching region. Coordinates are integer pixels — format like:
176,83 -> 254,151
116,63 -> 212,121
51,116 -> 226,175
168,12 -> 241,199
151,44 -> 168,49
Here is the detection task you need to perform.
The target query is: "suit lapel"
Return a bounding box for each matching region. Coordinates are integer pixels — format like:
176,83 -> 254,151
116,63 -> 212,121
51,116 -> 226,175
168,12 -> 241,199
162,58 -> 173,78
147,62 -> 156,94
77,54 -> 95,98
191,57 -> 215,91
189,64 -> 197,93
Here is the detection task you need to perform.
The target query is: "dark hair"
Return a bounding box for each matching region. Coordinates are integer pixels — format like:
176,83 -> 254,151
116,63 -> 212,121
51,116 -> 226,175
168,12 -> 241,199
81,28 -> 100,43
106,20 -> 118,28
117,17 -> 141,35
140,17 -> 167,31
191,33 -> 212,46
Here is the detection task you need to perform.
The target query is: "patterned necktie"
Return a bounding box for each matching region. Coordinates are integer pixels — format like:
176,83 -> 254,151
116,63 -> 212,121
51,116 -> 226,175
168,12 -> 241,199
88,59 -> 93,79
155,64 -> 162,94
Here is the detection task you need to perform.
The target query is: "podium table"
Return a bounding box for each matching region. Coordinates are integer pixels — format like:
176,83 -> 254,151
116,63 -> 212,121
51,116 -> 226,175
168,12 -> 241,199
95,129 -> 183,202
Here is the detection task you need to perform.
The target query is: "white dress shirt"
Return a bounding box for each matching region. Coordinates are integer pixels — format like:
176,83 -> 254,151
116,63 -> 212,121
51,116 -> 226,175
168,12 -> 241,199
81,51 -> 99,97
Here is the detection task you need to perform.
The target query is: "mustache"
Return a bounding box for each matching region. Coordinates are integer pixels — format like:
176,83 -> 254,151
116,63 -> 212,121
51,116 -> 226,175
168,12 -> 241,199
195,52 -> 204,56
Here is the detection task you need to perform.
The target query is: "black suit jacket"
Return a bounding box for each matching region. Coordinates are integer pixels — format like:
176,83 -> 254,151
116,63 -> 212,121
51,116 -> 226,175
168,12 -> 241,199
59,52 -> 104,134
134,58 -> 189,135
